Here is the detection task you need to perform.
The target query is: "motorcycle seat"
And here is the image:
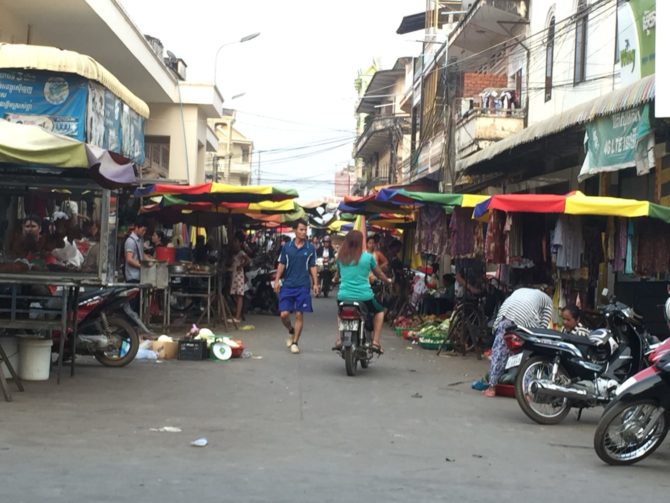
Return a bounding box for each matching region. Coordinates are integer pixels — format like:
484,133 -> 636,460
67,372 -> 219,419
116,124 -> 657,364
517,326 -> 601,347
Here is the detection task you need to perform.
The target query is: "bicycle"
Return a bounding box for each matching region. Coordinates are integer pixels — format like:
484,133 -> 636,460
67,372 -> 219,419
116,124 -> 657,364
437,296 -> 486,356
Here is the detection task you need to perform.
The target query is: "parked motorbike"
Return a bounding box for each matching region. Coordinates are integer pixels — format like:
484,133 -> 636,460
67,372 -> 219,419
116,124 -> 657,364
317,257 -> 335,298
593,337 -> 670,465
245,265 -> 278,314
503,292 -> 655,424
53,286 -> 146,367
336,301 -> 378,376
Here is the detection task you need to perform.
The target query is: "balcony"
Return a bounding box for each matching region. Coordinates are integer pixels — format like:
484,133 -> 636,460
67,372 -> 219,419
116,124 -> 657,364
355,115 -> 410,159
455,108 -> 525,160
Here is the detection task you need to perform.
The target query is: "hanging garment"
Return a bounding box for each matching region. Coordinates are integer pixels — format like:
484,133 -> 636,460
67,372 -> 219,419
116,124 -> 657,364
635,219 -> 670,275
613,218 -> 627,273
625,220 -> 634,275
416,205 -> 449,256
551,215 -> 584,270
583,225 -> 605,284
485,210 -> 506,264
522,214 -> 548,269
449,207 -> 477,258
504,213 -> 524,263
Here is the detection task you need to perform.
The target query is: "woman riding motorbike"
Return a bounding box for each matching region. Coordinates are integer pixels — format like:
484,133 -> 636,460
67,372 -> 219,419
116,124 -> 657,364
333,230 -> 392,353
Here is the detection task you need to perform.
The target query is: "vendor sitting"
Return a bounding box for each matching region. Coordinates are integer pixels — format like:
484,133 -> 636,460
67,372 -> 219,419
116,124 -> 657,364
0,215 -> 57,273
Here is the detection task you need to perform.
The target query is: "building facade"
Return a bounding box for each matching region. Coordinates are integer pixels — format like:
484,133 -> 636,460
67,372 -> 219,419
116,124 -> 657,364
0,0 -> 224,185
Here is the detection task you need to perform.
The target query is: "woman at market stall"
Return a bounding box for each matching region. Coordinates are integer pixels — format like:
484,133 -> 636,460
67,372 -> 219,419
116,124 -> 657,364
334,230 -> 393,353
229,235 -> 250,323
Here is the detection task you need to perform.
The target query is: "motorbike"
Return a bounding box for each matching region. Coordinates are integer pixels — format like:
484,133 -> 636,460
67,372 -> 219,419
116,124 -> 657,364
593,337 -> 670,465
317,257 -> 335,298
245,265 -> 278,314
503,291 -> 656,424
53,286 -> 146,367
336,301 -> 378,376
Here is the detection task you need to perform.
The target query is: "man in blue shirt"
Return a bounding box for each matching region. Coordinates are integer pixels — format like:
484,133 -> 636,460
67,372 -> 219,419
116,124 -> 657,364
274,219 -> 318,354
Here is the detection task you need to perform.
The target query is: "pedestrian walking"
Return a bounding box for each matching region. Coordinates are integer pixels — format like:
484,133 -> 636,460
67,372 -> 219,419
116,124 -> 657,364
274,219 -> 318,354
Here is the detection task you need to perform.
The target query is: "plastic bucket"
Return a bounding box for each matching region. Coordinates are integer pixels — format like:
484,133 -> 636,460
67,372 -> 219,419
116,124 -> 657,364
18,338 -> 52,381
155,246 -> 176,264
0,337 -> 19,377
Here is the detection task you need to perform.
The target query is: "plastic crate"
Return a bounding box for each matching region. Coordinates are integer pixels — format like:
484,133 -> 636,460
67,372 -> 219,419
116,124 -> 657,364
419,340 -> 441,350
177,340 -> 208,361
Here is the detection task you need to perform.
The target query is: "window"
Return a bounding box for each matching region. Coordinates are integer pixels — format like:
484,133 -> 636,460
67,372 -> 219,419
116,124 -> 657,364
545,16 -> 555,102
574,0 -> 588,84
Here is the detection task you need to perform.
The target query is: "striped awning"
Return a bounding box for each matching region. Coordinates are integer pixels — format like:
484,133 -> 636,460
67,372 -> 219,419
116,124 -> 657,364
457,74 -> 655,173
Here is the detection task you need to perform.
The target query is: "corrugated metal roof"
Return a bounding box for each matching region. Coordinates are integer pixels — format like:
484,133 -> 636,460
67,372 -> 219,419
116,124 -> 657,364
457,74 -> 655,173
356,69 -> 404,114
0,43 -> 150,118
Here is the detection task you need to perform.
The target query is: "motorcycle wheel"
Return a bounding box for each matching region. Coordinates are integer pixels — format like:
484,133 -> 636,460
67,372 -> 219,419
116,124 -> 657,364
93,315 -> 140,367
169,293 -> 193,313
344,347 -> 357,376
515,356 -> 572,424
594,400 -> 669,465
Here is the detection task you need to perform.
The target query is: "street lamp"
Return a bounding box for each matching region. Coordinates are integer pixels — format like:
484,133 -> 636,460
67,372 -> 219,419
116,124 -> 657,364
213,32 -> 260,88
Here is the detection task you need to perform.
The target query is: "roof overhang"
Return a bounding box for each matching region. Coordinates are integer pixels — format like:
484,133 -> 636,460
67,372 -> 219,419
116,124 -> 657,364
178,83 -> 224,118
0,43 -> 149,117
0,0 -> 179,103
448,0 -> 529,68
457,74 -> 656,175
356,69 -> 404,114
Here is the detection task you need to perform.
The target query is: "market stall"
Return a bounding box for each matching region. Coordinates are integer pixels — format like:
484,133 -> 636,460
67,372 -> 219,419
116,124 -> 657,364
135,184 -> 302,330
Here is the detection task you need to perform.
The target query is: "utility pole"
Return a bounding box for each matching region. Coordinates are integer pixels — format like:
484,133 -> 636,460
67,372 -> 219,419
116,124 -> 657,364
256,151 -> 261,184
225,110 -> 236,183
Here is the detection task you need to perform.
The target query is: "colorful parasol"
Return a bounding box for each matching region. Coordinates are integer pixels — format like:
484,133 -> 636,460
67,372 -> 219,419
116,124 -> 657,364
135,182 -> 298,203
376,189 -> 489,208
473,191 -> 670,223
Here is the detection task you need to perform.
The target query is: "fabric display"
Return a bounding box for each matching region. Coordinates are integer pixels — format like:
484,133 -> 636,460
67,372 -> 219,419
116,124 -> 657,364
449,206 -> 478,258
635,219 -> 670,275
415,205 -> 449,256
551,215 -> 584,270
485,210 -> 506,263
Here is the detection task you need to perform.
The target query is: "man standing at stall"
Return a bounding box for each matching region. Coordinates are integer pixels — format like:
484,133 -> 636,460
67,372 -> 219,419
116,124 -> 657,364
124,218 -> 149,283
274,219 -> 318,354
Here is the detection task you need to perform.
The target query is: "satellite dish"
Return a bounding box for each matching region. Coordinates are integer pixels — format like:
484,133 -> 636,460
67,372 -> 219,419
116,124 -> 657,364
166,50 -> 176,60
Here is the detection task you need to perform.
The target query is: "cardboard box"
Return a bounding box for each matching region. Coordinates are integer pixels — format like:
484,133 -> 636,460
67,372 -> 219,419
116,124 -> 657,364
152,340 -> 178,360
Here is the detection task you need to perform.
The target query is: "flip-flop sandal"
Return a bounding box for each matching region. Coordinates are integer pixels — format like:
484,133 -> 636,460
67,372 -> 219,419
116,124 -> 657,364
372,343 -> 384,354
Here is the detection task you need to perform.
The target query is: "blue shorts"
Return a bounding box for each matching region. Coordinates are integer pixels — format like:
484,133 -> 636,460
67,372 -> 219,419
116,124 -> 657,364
278,286 -> 313,313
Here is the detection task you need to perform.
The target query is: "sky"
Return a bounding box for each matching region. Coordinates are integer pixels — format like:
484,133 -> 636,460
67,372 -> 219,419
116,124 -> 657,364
119,0 -> 427,201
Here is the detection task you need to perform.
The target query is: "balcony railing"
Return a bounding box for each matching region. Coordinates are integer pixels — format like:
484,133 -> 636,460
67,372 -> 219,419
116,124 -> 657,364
455,108 -> 526,160
355,115 -> 410,158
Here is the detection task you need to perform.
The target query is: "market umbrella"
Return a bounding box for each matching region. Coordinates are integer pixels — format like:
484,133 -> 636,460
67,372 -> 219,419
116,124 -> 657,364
377,189 -> 489,208
0,119 -> 136,188
135,182 -> 298,203
473,191 -> 670,224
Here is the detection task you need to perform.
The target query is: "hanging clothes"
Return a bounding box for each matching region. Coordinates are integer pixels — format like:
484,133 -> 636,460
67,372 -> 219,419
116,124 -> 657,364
449,207 -> 477,258
635,219 -> 670,275
522,214 -> 548,269
551,215 -> 584,270
613,218 -> 627,273
625,220 -> 634,275
583,225 -> 605,283
415,205 -> 449,256
485,210 -> 506,264
504,214 -> 524,264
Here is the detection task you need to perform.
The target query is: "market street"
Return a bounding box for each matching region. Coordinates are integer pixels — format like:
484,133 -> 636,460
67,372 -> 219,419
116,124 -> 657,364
0,296 -> 667,503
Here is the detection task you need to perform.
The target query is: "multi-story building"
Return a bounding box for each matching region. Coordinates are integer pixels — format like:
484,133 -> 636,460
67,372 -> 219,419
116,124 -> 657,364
334,167 -> 354,197
353,58 -> 412,192
206,111 -> 254,186
0,0 -> 224,184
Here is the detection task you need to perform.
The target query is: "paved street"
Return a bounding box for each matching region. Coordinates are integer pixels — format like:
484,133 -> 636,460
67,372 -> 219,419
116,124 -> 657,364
1,295 -> 669,502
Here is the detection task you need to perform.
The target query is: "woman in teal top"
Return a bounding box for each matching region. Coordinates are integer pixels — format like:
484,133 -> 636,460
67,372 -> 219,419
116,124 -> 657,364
335,230 -> 393,353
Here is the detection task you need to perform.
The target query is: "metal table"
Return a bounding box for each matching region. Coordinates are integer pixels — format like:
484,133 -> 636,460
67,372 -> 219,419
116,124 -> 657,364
166,270 -> 218,330
0,274 -> 83,392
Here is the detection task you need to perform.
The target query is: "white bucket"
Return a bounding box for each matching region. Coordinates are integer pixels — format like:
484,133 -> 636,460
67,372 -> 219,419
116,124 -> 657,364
18,338 -> 52,381
0,337 -> 19,378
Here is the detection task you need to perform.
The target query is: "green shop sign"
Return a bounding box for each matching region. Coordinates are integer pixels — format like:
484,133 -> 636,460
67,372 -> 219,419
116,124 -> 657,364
579,104 -> 654,181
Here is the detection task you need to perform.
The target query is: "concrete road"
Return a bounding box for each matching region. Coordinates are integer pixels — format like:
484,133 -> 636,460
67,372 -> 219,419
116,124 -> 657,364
0,295 -> 668,502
